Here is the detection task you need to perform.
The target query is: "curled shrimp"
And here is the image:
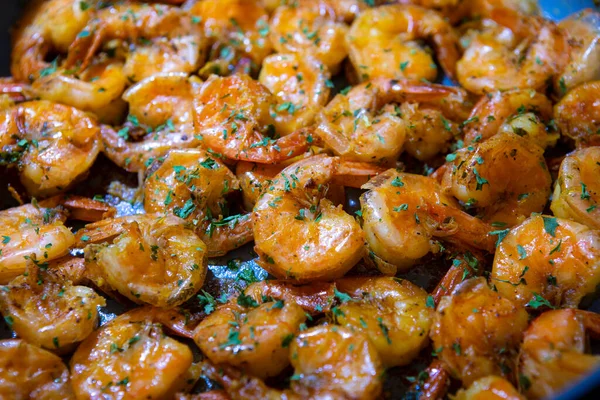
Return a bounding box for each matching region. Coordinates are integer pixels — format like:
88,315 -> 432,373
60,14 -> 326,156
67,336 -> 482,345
253,155 -> 383,282
551,147 -> 600,229
194,74 -> 313,163
491,214 -> 600,309
244,279 -> 335,315
360,170 -> 495,274
430,277 -> 529,387
66,2 -> 207,82
70,309 -> 196,399
270,0 -> 348,74
441,132 -> 552,227
144,148 -> 253,257
101,73 -> 201,172
554,81 -> 600,148
193,295 -> 306,379
259,53 -> 331,136
453,376 -> 524,400
0,265 -> 105,353
519,309 -> 600,399
0,100 -> 101,197
347,4 -> 459,82
334,276 -> 434,367
81,214 -> 208,308
0,339 -> 75,399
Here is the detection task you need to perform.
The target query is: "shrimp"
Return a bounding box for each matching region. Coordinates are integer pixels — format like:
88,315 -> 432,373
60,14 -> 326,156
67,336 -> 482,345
236,161 -> 286,211
70,309 -> 196,399
0,265 -> 105,353
430,277 -> 529,387
101,72 -> 201,172
193,74 -> 313,164
143,149 -> 253,257
457,15 -> 569,94
491,214 -> 600,309
244,280 -> 335,315
440,132 -> 552,227
315,78 -> 469,163
81,214 -> 208,308
360,170 -> 495,274
334,276 -> 434,367
190,0 -> 271,77
347,5 -> 459,82
554,81 -> 600,148
253,155 -> 383,282
66,2 -> 207,82
193,295 -> 306,379
462,89 -> 555,146
551,147 -> 600,229
0,100 -> 101,197
453,376 -> 524,400
555,9 -> 600,95
0,339 -> 75,399
259,53 -> 331,136
270,0 -> 348,74
519,309 -> 600,399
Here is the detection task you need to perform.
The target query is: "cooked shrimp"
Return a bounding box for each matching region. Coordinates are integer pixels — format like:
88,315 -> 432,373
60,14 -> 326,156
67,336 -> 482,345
551,147 -> 600,229
0,339 -> 75,399
81,214 -> 208,308
244,280 -> 335,315
430,277 -> 529,387
253,155 -> 383,282
519,309 -> 600,399
0,100 -> 101,197
194,74 -> 313,163
347,4 -> 459,82
491,214 -> 600,309
193,295 -> 306,379
270,0 -> 348,73
0,266 -> 105,353
66,2 -> 207,82
190,0 -> 271,77
259,53 -> 331,136
441,132 -> 552,227
457,15 -> 569,94
453,376 -> 524,400
555,9 -> 600,95
462,89 -> 555,146
554,81 -> 600,147
70,309 -> 196,399
360,170 -> 495,274
334,276 -> 433,367
444,0 -> 539,24
101,72 -> 201,172
144,148 -> 253,257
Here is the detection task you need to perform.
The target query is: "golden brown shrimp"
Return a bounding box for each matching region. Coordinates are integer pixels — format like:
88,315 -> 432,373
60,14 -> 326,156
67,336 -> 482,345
81,214 -> 208,308
444,0 -> 539,24
244,280 -> 335,316
360,170 -> 495,274
270,0 -> 348,74
491,214 -> 600,309
0,339 -> 75,399
253,155 -> 383,282
66,2 -> 207,82
0,265 -> 105,353
190,0 -> 271,77
259,53 -> 331,136
554,81 -> 600,147
430,277 -> 529,387
194,74 -> 313,163
453,376 -> 524,400
441,132 -> 552,227
144,149 -> 253,257
347,4 -> 459,82
334,276 -> 434,367
0,100 -> 101,197
193,295 -> 306,379
519,309 -> 600,399
71,309 -> 196,399
551,147 -> 600,229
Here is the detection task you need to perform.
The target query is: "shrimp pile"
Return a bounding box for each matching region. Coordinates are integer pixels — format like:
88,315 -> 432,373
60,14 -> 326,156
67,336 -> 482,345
2,1 -> 600,399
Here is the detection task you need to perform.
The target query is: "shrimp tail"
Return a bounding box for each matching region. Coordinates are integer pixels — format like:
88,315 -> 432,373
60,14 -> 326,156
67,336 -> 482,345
407,359 -> 450,400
